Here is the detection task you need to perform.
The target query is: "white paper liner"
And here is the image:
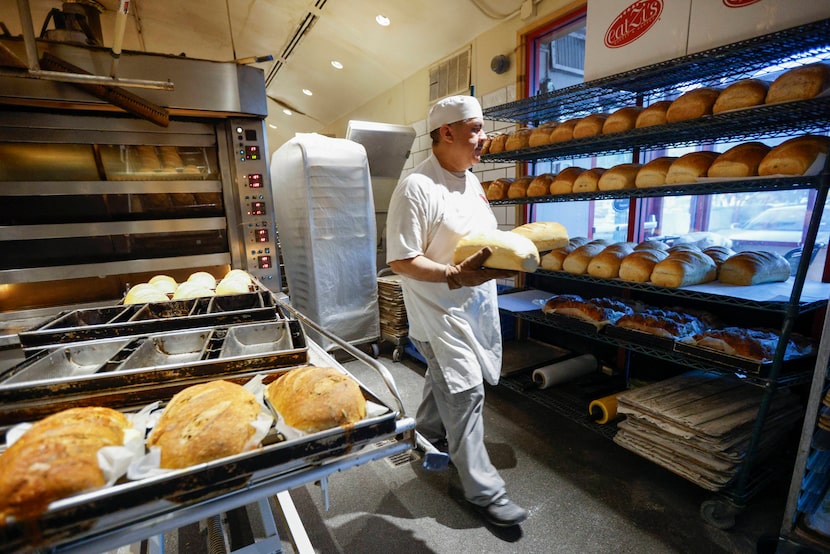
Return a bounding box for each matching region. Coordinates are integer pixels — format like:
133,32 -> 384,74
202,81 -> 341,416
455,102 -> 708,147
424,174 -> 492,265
127,375 -> 274,479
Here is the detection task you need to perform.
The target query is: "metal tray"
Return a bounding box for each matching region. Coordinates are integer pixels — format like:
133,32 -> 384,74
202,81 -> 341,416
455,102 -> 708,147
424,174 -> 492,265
0,367 -> 412,554
0,320 -> 307,428
604,325 -> 680,351
673,341 -> 815,376
17,291 -> 282,351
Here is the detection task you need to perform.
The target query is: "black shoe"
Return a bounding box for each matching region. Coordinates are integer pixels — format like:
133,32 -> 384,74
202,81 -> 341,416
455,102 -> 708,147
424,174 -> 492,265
472,495 -> 528,527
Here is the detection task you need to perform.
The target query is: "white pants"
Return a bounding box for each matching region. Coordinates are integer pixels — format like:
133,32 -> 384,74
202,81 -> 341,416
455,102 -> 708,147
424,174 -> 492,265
410,338 -> 506,506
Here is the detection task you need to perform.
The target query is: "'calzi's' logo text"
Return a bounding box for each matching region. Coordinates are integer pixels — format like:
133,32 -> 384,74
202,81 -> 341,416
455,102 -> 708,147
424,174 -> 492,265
604,0 -> 663,48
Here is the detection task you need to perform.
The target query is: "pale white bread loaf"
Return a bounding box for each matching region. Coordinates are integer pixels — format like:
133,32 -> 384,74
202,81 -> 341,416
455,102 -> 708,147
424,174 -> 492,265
598,163 -> 643,191
507,176 -> 533,199
148,274 -> 177,295
452,230 -> 540,272
216,278 -> 251,295
702,245 -> 736,267
488,133 -> 508,154
634,240 -> 670,252
562,240 -> 610,275
635,156 -> 678,188
717,250 -> 791,285
124,283 -> 169,304
187,271 -> 217,289
510,221 -> 569,252
587,242 -> 636,278
550,167 -> 586,194
572,168 -> 606,193
573,114 -> 608,138
505,128 -> 533,151
485,178 -> 513,201
602,106 -> 643,134
758,135 -> 830,176
224,269 -> 253,285
712,79 -> 769,113
635,100 -> 672,128
707,142 -> 771,178
539,237 -> 590,271
527,173 -> 555,197
665,151 -> 719,184
765,63 -> 830,105
650,249 -> 717,288
550,118 -> 580,142
528,123 -> 557,147
666,87 -> 722,123
618,249 -> 669,283
172,281 -> 215,300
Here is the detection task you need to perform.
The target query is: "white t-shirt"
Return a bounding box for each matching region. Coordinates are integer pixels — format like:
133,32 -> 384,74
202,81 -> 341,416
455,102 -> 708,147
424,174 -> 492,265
386,154 -> 502,393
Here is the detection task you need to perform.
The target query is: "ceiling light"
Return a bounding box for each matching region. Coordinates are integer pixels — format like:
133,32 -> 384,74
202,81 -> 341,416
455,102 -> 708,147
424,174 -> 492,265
302,89 -> 313,96
331,60 -> 343,69
268,123 -> 278,129
375,14 -> 390,26
282,108 -> 292,116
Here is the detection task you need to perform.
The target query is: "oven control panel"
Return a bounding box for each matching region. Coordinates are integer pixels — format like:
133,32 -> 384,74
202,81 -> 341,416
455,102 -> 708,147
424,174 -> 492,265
227,119 -> 282,290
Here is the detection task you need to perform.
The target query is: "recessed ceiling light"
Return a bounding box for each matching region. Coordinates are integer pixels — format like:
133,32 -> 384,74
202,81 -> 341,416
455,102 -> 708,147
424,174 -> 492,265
302,89 -> 313,96
331,60 -> 343,70
268,123 -> 278,129
282,108 -> 292,116
375,14 -> 390,26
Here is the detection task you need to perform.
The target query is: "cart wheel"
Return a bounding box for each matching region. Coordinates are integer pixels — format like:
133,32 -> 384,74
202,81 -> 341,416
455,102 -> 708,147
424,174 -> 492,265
700,499 -> 737,530
370,342 -> 380,359
392,346 -> 402,362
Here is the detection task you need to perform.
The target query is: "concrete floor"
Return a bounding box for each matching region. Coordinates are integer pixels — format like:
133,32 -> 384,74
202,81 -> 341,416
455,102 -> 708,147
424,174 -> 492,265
159,342 -> 789,554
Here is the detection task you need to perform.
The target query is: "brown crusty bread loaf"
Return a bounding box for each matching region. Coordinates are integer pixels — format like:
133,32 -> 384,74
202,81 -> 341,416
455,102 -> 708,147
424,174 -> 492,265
540,237 -> 591,271
713,79 -> 769,114
527,173 -> 555,197
573,114 -> 608,138
650,249 -> 718,288
766,63 -> 830,105
505,128 -> 533,151
550,118 -> 580,142
634,240 -> 670,252
587,242 -> 636,278
0,407 -> 128,520
528,124 -> 557,147
665,151 -> 719,184
707,142 -> 771,178
598,163 -> 643,191
635,100 -> 673,128
147,380 -> 261,469
485,178 -> 513,201
572,168 -> 606,193
666,87 -> 722,123
266,366 -> 366,433
550,167 -> 586,194
618,249 -> 669,283
481,138 -> 492,156
510,221 -> 569,252
562,240 -> 610,275
703,245 -> 736,268
488,134 -> 508,154
635,156 -> 678,188
758,135 -> 830,176
602,106 -> 643,134
453,229 -> 540,272
717,251 -> 791,285
507,176 -> 533,199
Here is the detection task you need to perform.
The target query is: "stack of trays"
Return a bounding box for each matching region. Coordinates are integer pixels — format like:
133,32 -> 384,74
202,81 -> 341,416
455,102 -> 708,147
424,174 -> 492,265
613,370 -> 802,491
377,274 -> 408,342
793,389 -> 830,549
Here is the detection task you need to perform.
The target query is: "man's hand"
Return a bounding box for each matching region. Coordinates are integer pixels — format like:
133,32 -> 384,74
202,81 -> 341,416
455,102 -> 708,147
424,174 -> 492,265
445,246 -> 516,290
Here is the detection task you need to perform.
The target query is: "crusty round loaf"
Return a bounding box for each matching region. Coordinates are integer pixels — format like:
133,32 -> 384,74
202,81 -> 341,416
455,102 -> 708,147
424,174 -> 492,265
758,135 -> 830,176
708,142 -> 771,178
485,178 -> 513,201
266,366 -> 366,433
507,176 -> 533,199
510,221 -> 569,252
0,407 -> 128,520
148,380 -> 262,468
598,163 -> 643,191
666,87 -> 722,123
766,63 -> 830,105
635,156 -> 678,188
505,128 -> 533,151
573,114 -> 608,139
718,250 -> 791,285
713,79 -> 769,114
550,167 -> 586,194
665,151 -> 719,184
527,173 -> 555,197
550,118 -> 580,142
528,124 -> 557,147
635,100 -> 672,128
572,168 -> 606,193
453,230 -> 539,272
602,106 -> 643,134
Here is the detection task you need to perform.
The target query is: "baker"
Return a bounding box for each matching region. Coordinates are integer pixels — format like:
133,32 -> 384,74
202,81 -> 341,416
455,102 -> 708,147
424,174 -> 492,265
386,94 -> 528,527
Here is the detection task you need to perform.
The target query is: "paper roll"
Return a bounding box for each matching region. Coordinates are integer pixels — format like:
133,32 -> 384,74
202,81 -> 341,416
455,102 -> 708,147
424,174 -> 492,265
589,392 -> 621,424
532,354 -> 597,389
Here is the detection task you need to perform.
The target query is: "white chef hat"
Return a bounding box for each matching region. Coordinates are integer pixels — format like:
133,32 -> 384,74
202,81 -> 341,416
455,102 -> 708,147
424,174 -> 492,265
427,95 -> 483,132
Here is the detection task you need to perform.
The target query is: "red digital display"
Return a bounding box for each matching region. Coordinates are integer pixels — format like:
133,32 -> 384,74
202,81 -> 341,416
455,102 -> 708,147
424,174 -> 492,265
249,173 -> 263,188
250,201 -> 266,215
257,255 -> 272,269
255,229 -> 269,243
246,145 -> 259,160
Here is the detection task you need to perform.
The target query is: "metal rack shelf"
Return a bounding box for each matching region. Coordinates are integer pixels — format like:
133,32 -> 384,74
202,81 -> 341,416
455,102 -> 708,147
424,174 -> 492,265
483,18 -> 830,124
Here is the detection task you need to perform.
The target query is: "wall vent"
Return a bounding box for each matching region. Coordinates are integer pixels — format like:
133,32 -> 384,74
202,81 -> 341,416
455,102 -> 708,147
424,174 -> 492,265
429,46 -> 471,102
